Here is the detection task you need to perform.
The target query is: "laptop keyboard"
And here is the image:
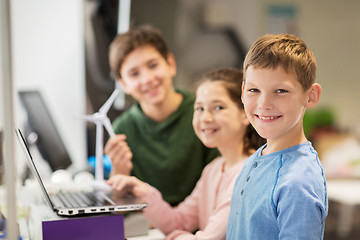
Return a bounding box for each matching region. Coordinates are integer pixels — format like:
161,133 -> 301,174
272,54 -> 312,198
52,191 -> 107,208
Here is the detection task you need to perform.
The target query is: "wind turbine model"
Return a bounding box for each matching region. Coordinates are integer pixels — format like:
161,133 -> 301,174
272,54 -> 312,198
81,89 -> 119,189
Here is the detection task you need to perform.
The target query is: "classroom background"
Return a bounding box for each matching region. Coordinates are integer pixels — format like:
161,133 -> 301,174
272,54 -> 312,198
1,0 -> 360,239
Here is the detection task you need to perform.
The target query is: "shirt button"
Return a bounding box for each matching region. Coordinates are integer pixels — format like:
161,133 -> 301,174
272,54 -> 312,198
253,162 -> 258,168
246,176 -> 250,182
241,189 -> 244,195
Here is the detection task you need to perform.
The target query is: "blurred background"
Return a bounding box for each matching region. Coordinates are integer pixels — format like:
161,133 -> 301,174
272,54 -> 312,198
1,0 -> 360,239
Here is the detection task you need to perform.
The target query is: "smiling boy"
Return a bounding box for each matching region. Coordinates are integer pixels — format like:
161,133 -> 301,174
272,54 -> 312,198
226,34 -> 328,239
104,25 -> 219,206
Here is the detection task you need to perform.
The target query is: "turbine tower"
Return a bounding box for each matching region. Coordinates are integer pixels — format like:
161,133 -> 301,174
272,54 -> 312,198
81,89 -> 119,184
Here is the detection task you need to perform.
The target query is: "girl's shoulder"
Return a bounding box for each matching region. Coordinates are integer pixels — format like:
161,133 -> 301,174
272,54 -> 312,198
201,156 -> 225,174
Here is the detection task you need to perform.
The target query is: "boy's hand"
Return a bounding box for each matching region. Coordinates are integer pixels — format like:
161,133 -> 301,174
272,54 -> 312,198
104,134 -> 133,176
106,174 -> 149,198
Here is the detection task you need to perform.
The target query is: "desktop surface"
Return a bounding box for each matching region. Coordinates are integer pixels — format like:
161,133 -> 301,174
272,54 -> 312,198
15,179 -> 154,239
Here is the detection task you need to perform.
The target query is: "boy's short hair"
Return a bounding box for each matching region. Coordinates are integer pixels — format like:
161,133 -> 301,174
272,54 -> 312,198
243,34 -> 316,91
109,25 -> 170,79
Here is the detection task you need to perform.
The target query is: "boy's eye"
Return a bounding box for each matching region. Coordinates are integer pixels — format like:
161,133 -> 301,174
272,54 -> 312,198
149,62 -> 158,69
275,89 -> 288,93
129,71 -> 139,78
248,88 -> 260,93
214,106 -> 224,110
194,106 -> 204,112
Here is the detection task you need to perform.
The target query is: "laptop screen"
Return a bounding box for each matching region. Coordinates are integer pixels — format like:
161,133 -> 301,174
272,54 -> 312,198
18,90 -> 72,171
15,128 -> 55,209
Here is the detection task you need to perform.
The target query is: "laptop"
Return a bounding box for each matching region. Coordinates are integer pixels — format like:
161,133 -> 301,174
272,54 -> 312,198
16,128 -> 148,217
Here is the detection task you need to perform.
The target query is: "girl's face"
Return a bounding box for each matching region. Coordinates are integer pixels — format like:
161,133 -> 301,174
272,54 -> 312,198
118,45 -> 176,107
193,81 -> 249,149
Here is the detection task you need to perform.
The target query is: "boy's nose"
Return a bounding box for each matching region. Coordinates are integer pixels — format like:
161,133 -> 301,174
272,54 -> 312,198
258,94 -> 273,110
140,69 -> 154,84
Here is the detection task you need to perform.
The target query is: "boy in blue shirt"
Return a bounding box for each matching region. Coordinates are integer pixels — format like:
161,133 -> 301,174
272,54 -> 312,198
226,34 -> 328,239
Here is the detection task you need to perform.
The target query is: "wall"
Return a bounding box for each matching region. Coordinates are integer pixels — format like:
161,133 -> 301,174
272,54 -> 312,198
298,0 -> 360,131
244,0 -> 360,132
172,0 -> 259,89
11,0 -> 87,171
0,24 -> 3,131
254,0 -> 360,132
173,0 -> 360,132
4,0 -> 360,172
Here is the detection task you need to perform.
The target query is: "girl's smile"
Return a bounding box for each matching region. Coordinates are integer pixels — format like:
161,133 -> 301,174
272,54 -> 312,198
193,81 -> 248,149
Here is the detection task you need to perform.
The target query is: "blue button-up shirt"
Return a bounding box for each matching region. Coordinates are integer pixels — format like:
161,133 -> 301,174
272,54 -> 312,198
226,142 -> 328,240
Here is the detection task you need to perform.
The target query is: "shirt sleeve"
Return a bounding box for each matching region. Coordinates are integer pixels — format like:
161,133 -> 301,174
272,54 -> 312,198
143,184 -> 200,235
143,173 -> 232,240
169,200 -> 231,240
274,178 -> 327,239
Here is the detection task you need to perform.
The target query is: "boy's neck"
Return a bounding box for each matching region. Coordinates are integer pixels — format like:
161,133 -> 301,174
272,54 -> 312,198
262,130 -> 308,155
141,90 -> 183,122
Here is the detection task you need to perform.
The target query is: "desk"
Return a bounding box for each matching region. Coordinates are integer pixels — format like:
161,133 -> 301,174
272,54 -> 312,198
9,179 -> 360,239
327,179 -> 360,238
127,229 -> 165,240
11,182 -> 164,240
22,204 -> 165,240
327,179 -> 360,205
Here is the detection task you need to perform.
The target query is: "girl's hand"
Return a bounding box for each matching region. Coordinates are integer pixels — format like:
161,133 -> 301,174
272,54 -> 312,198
106,174 -> 150,198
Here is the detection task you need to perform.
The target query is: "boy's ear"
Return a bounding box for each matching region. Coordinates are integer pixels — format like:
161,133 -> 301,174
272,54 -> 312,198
117,78 -> 129,93
167,53 -> 177,77
241,112 -> 250,126
305,83 -> 322,108
241,81 -> 245,103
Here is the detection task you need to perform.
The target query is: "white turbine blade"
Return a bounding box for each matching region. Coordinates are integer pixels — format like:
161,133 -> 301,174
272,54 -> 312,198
103,117 -> 115,137
79,115 -> 97,123
99,89 -> 119,114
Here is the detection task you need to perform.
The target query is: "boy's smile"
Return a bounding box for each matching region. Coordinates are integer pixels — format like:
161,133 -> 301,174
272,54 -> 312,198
242,66 -> 310,150
257,115 -> 281,121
